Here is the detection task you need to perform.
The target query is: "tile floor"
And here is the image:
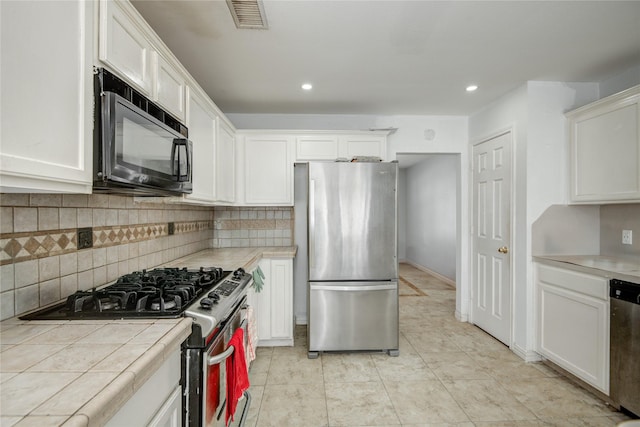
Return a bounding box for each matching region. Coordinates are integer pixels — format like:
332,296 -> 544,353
244,263 -> 632,427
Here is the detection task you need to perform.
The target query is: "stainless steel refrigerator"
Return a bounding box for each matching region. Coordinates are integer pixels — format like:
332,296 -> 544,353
304,161 -> 399,358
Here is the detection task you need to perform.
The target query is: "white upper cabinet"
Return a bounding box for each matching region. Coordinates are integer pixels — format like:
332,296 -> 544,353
567,85 -> 640,204
99,0 -> 153,95
339,134 -> 387,160
100,0 -> 186,123
0,0 -> 94,194
154,54 -> 187,122
292,131 -> 388,162
296,135 -> 339,160
185,89 -> 217,203
216,121 -> 236,204
239,134 -> 294,205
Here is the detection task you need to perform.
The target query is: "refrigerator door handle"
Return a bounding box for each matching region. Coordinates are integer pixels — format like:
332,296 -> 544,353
310,284 -> 397,292
309,179 -> 316,269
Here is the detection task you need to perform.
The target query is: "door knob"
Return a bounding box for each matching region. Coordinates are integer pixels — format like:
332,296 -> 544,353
498,246 -> 509,254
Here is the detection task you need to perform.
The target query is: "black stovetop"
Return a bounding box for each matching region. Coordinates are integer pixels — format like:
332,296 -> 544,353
20,267 -> 229,320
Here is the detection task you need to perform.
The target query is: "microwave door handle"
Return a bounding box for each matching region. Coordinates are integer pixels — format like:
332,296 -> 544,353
184,139 -> 192,182
171,139 -> 190,182
171,139 -> 178,179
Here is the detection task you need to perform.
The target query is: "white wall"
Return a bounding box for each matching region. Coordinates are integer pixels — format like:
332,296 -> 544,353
404,155 -> 458,280
599,63 -> 640,99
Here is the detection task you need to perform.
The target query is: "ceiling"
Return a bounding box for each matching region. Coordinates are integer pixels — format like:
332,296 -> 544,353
131,1 -> 640,116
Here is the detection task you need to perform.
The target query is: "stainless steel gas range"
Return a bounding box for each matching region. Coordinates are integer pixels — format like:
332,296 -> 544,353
21,266 -> 253,427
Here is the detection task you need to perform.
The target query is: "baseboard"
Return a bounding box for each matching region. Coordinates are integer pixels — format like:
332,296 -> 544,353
295,315 -> 307,325
257,338 -> 294,347
511,343 -> 542,362
455,310 -> 468,322
403,260 -> 456,288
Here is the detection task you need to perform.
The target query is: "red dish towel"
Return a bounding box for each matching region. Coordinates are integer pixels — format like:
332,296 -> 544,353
226,328 -> 250,426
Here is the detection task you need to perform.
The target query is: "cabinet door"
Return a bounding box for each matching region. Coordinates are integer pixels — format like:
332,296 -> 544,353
296,135 -> 339,161
536,265 -> 609,394
216,121 -> 236,203
99,0 -> 153,95
148,386 -> 182,427
255,260 -> 272,342
568,86 -> 640,203
269,259 -> 293,340
338,135 -> 387,160
254,259 -> 293,345
106,349 -> 181,426
0,0 -> 93,193
243,135 -> 293,205
154,54 -> 187,122
186,90 -> 216,203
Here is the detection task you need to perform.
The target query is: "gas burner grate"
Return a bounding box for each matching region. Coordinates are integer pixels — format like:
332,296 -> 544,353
21,266 -> 231,320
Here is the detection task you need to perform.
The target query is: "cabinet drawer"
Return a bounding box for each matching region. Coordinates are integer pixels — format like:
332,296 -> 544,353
536,264 -> 608,300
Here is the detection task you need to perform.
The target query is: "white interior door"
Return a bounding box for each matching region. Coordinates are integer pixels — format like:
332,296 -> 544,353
472,132 -> 512,345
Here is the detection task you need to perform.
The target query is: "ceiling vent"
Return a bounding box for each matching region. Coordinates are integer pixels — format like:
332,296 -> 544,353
226,0 -> 268,29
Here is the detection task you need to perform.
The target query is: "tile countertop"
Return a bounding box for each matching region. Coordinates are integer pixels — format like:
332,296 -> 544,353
534,254 -> 640,283
0,247 -> 296,427
0,317 -> 192,427
165,246 -> 298,271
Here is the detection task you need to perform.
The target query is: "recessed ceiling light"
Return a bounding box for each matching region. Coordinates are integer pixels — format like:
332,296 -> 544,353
466,85 -> 478,92
301,83 -> 313,91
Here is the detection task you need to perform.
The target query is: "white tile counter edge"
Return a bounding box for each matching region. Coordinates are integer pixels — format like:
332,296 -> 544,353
0,318 -> 192,427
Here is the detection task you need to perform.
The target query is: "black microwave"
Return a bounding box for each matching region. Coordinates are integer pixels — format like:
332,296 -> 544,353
93,68 -> 192,196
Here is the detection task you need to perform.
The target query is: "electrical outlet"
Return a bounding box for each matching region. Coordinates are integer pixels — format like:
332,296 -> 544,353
77,227 -> 93,249
622,229 -> 633,245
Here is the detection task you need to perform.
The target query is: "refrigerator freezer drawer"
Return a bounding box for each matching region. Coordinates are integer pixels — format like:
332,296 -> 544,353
308,281 -> 398,352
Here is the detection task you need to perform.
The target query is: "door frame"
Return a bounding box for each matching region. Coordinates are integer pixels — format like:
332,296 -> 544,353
469,126 -> 516,349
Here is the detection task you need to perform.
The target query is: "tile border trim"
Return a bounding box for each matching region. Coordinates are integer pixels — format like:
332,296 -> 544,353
0,220 -> 213,266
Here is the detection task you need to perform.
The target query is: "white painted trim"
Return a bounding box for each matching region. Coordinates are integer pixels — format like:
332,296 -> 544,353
455,310 -> 468,322
511,343 -> 543,362
257,338 -> 294,347
402,261 -> 456,288
295,315 -> 308,325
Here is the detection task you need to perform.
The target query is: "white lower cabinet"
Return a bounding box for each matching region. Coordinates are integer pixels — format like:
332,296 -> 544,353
106,348 -> 182,426
535,263 -> 609,394
250,258 -> 294,346
148,386 -> 182,427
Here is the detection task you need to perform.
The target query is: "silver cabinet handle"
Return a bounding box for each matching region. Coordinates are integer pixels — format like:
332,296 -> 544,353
207,345 -> 234,366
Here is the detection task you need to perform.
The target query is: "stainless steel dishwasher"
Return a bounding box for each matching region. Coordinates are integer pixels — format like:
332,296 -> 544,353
610,278 -> 640,417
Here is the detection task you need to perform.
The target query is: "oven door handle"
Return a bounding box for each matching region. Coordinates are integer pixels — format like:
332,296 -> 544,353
207,345 -> 235,366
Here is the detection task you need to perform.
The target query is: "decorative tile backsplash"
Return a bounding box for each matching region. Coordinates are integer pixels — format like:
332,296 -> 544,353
212,207 -> 294,248
0,194 -> 214,320
0,196 -> 295,320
